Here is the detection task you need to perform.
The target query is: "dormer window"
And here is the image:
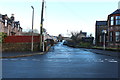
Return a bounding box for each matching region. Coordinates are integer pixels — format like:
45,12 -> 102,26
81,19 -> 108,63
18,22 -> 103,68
110,16 -> 114,26
116,16 -> 120,25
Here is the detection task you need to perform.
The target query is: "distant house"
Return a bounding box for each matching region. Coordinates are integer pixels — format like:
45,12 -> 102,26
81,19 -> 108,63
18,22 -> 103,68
77,31 -> 87,39
0,14 -> 22,36
72,31 -> 94,44
95,21 -> 108,46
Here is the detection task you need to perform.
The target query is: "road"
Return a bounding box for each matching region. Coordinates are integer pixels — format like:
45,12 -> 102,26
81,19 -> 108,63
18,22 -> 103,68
2,42 -> 120,78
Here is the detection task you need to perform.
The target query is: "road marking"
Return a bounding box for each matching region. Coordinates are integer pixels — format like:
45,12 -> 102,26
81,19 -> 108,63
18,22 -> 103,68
20,59 -> 28,61
108,60 -> 118,63
105,59 -> 108,60
96,60 -> 104,62
1,59 -> 8,60
10,59 -> 18,61
32,59 -> 40,61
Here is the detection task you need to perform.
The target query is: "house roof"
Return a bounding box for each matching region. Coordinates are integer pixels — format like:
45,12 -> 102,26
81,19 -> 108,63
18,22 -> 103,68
79,31 -> 87,36
110,9 -> 120,15
96,21 -> 107,26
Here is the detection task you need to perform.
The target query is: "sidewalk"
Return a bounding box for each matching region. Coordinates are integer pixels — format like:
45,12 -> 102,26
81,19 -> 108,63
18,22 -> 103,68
0,51 -> 44,58
86,49 -> 120,58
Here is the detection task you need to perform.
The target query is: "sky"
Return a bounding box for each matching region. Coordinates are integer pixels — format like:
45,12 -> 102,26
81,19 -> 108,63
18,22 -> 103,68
0,0 -> 119,37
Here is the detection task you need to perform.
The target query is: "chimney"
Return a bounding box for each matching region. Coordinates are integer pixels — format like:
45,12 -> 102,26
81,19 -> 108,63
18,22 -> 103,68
118,1 -> 120,9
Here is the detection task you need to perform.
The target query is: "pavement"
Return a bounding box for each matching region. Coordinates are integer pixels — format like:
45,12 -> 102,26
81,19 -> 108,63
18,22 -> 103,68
0,51 -> 44,58
86,49 -> 120,58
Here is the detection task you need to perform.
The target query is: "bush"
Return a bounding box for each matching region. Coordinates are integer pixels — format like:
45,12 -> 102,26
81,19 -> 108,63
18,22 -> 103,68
0,32 -> 7,43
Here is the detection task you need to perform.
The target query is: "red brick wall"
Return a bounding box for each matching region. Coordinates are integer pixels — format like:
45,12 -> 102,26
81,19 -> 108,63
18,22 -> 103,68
4,36 -> 40,43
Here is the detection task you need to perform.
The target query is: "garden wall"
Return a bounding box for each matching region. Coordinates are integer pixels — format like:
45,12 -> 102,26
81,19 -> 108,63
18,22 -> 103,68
4,36 -> 40,43
2,43 -> 40,52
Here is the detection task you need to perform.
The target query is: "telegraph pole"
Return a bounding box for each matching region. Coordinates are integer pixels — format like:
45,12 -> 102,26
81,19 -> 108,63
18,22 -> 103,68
40,0 -> 44,51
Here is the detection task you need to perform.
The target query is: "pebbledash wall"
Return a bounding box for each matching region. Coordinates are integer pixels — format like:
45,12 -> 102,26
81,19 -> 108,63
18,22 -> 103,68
2,36 -> 41,51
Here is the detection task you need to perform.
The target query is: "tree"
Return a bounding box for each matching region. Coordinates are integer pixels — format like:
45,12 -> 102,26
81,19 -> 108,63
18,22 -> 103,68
70,31 -> 82,43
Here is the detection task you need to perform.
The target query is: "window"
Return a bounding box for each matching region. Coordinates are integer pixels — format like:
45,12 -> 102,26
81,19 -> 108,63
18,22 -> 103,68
110,32 -> 113,42
110,16 -> 114,26
116,16 -> 120,25
115,32 -> 120,42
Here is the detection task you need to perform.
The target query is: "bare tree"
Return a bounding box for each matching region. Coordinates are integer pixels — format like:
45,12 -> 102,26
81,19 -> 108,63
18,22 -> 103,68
70,31 -> 82,43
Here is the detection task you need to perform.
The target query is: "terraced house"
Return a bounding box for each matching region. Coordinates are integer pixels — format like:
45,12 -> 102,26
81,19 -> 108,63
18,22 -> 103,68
0,14 -> 22,36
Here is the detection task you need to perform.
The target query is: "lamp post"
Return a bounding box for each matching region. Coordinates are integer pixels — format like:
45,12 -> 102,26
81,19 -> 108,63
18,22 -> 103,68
102,30 -> 107,50
31,6 -> 34,52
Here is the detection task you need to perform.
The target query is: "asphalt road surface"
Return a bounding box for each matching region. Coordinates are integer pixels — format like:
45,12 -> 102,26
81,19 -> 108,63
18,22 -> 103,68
2,42 -> 120,78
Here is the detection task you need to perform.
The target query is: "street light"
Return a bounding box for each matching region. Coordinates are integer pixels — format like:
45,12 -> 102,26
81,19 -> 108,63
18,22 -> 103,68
102,30 -> 107,50
31,6 -> 34,51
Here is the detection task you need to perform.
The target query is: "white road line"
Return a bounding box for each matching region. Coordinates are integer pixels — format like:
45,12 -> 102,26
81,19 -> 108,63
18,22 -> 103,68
105,59 -> 108,60
108,61 -> 118,63
20,59 -> 28,61
10,59 -> 18,61
97,60 -> 104,62
32,59 -> 40,61
1,59 -> 8,60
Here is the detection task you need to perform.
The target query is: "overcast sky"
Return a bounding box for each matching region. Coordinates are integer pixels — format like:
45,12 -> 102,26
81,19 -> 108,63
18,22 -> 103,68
0,0 -> 119,37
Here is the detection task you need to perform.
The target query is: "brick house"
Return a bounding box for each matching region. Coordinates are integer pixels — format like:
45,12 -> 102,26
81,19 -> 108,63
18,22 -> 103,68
95,3 -> 120,48
0,14 -> 22,36
107,9 -> 120,48
95,21 -> 108,46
